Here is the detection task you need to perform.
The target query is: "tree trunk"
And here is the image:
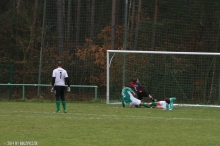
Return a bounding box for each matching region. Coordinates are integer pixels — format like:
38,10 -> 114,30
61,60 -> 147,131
75,0 -> 81,46
134,0 -> 142,50
29,0 -> 38,57
57,0 -> 64,55
86,0 -> 91,38
67,0 -> 72,44
151,0 -> 159,49
62,0 -> 66,38
16,0 -> 21,13
111,0 -> 116,50
129,0 -> 135,50
90,0 -> 95,40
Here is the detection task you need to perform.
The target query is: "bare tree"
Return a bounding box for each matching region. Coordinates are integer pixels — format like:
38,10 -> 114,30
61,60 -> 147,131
151,0 -> 159,49
29,0 -> 38,56
134,0 -> 142,50
129,0 -> 135,50
16,0 -> 21,13
57,0 -> 64,55
111,0 -> 116,50
90,0 -> 95,40
67,0 -> 72,44
75,0 -> 81,46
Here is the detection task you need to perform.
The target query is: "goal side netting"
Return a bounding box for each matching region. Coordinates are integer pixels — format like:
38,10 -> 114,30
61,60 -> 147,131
107,50 -> 220,107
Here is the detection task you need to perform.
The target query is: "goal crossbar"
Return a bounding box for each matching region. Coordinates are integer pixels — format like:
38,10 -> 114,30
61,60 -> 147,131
107,50 -> 220,55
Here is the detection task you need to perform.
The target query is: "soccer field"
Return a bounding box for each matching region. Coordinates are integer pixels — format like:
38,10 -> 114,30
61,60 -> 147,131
0,101 -> 220,146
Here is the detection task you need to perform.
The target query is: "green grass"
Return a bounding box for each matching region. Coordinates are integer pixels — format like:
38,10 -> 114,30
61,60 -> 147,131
1,101 -> 220,146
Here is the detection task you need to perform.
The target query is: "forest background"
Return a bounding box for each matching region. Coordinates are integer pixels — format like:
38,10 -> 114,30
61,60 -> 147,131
0,0 -> 220,103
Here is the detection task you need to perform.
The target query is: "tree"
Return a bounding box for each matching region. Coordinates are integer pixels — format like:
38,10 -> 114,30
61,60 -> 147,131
134,0 -> 142,50
129,0 -> 135,50
57,0 -> 64,55
67,0 -> 72,44
151,0 -> 158,49
90,0 -> 95,40
75,0 -> 81,46
111,0 -> 116,50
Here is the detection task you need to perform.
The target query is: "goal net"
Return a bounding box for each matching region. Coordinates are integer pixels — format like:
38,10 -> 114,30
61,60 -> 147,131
107,50 -> 220,107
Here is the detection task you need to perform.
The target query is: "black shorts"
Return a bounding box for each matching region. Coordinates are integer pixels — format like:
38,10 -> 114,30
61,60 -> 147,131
137,91 -> 149,100
54,86 -> 65,100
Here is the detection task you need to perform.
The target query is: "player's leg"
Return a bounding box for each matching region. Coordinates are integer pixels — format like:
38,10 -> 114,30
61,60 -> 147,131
130,96 -> 142,108
144,91 -> 157,102
149,94 -> 157,102
134,93 -> 143,107
170,97 -> 176,102
169,97 -> 176,110
129,102 -> 134,108
131,95 -> 151,108
60,86 -> 67,113
141,102 -> 151,108
157,101 -> 166,110
137,92 -> 143,100
142,91 -> 156,102
54,86 -> 60,113
149,102 -> 156,107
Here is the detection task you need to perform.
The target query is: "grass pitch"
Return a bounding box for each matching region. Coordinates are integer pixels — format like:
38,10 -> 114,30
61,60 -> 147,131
0,101 -> 220,146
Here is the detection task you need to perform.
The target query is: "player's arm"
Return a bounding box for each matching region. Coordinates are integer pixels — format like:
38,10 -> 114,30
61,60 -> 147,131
51,70 -> 55,87
65,77 -> 71,92
128,88 -> 136,96
51,77 -> 55,92
65,77 -> 70,87
51,77 -> 55,86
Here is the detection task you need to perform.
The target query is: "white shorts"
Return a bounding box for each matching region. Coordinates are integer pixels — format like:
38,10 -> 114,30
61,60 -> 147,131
159,101 -> 167,109
129,95 -> 141,107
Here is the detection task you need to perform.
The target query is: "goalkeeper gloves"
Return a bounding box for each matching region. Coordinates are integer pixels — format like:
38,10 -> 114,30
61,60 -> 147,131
67,87 -> 71,92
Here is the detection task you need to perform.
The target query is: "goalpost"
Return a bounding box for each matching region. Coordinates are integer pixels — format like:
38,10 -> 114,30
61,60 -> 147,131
106,50 -> 220,107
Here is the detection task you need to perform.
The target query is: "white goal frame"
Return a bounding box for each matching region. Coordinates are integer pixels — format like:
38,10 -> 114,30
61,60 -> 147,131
106,50 -> 220,107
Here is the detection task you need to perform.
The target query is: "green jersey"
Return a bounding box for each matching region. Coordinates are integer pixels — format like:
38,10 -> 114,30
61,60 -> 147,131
121,87 -> 135,106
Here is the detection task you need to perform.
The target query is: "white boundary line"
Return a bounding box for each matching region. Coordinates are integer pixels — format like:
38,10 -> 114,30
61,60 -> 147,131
108,102 -> 220,108
175,104 -> 220,108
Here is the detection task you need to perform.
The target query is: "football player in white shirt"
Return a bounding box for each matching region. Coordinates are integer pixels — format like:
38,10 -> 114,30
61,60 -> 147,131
51,61 -> 70,113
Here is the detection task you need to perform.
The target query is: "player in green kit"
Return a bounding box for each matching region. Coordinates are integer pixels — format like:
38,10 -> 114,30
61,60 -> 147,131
121,86 -> 156,108
153,97 -> 176,110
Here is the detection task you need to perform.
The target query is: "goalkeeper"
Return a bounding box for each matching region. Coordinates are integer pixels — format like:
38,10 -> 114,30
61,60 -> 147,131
130,78 -> 156,102
51,61 -> 70,113
121,86 -> 156,108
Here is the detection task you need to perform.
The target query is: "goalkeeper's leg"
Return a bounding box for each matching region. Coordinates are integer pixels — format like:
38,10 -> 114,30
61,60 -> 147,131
62,101 -> 67,113
56,100 -> 60,113
61,87 -> 67,113
54,86 -> 60,113
55,86 -> 61,113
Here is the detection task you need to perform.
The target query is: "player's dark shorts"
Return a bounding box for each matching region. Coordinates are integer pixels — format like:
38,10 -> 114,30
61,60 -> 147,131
137,91 -> 149,100
54,86 -> 65,100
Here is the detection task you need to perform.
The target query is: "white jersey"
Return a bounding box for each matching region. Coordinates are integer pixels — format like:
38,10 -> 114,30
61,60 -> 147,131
52,67 -> 68,86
